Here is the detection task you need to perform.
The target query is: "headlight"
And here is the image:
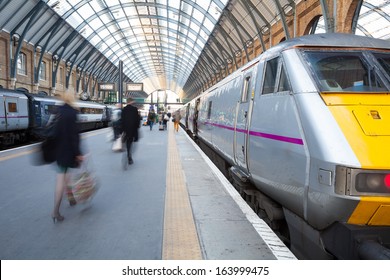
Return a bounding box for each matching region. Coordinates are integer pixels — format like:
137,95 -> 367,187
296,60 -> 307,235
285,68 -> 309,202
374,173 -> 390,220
335,166 -> 390,196
356,173 -> 390,193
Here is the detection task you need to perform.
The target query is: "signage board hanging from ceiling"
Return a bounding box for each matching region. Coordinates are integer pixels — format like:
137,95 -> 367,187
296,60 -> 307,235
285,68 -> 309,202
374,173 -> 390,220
126,83 -> 143,92
98,83 -> 115,91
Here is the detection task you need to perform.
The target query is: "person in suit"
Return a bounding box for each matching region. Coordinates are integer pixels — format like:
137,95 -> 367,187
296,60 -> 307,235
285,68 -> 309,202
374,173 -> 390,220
121,97 -> 140,164
52,93 -> 83,223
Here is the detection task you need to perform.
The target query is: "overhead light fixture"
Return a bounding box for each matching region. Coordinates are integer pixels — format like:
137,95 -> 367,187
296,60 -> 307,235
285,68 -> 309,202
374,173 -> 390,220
12,33 -> 20,41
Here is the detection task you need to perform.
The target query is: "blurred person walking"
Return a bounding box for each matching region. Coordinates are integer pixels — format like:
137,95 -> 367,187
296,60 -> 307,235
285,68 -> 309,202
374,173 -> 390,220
121,98 -> 140,165
173,111 -> 181,132
52,93 -> 83,223
147,109 -> 156,131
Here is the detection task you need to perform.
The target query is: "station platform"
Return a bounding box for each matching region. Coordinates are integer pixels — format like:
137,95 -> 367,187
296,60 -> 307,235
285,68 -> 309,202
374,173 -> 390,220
0,122 -> 295,260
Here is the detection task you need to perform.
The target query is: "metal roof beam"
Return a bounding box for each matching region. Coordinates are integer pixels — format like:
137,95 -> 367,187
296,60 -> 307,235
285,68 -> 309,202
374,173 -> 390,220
319,0 -> 335,33
10,1 -> 45,81
351,0 -> 364,34
224,11 -> 249,60
274,0 -> 291,39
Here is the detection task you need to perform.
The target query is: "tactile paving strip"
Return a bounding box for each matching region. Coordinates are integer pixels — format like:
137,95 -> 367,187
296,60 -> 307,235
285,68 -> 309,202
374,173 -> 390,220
162,128 -> 203,260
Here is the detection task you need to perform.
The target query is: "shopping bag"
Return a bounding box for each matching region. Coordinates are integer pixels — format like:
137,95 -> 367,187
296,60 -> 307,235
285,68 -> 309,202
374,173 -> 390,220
112,137 -> 123,152
71,158 -> 99,203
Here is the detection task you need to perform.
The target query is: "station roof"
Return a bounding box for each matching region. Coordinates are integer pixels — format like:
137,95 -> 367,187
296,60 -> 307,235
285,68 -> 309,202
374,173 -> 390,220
1,0 -> 389,100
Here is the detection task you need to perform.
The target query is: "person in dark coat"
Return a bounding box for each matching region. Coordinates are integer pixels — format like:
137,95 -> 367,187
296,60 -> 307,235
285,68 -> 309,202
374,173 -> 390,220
121,97 -> 140,164
52,93 -> 83,223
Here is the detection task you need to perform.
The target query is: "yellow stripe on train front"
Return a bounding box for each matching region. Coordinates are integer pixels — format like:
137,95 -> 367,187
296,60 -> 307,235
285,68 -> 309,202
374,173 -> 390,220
321,93 -> 390,169
347,197 -> 390,225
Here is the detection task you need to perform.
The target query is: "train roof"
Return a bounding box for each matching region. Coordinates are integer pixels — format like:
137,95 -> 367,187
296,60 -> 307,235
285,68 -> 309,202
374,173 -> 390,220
24,93 -> 59,103
271,33 -> 390,54
76,100 -> 106,108
0,88 -> 28,99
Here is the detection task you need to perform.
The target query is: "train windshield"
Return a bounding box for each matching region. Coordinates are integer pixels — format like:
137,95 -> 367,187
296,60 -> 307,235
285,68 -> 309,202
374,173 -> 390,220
373,53 -> 390,78
302,50 -> 390,93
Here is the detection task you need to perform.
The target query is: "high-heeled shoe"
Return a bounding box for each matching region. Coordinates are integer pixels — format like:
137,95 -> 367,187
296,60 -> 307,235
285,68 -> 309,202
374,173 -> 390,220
52,214 -> 64,224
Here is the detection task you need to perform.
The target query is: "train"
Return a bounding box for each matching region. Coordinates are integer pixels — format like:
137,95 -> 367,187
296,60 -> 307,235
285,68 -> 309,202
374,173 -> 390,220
179,33 -> 390,260
0,88 -> 112,147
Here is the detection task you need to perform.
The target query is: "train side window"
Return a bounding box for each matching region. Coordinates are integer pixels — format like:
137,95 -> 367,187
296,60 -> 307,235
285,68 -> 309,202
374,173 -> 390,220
241,76 -> 251,102
263,57 -> 279,94
45,105 -> 58,115
278,65 -> 291,92
8,102 -> 17,113
207,101 -> 212,119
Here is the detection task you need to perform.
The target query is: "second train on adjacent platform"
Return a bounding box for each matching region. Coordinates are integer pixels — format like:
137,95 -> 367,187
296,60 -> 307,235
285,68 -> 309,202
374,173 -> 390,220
0,89 -> 110,147
179,33 -> 390,260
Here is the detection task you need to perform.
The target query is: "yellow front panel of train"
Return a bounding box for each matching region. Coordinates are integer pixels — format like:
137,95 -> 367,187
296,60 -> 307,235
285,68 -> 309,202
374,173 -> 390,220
347,197 -> 390,225
321,93 -> 390,226
321,93 -> 390,169
353,107 -> 390,136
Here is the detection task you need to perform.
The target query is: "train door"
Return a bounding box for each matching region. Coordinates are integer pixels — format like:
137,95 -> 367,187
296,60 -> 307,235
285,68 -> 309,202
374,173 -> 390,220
193,98 -> 200,135
234,74 -> 253,170
185,103 -> 190,128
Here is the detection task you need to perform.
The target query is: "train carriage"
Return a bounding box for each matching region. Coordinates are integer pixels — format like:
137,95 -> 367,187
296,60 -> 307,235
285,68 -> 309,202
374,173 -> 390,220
0,88 -> 110,147
0,90 -> 29,145
76,101 -> 106,131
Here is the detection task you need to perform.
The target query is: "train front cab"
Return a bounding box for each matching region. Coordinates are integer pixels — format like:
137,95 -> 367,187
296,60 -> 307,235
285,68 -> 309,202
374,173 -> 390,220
296,45 -> 390,259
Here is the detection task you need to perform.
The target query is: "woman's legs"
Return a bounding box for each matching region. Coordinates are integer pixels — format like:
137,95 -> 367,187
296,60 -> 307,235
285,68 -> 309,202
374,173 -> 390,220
53,172 -> 66,218
52,169 -> 73,220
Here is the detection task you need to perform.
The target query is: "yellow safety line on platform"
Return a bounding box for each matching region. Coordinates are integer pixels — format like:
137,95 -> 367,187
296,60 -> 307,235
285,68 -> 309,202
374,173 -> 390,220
162,127 -> 203,260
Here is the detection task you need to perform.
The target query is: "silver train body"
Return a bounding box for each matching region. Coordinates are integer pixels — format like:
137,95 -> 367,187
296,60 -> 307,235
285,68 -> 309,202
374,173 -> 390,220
180,33 -> 390,259
0,89 -> 108,146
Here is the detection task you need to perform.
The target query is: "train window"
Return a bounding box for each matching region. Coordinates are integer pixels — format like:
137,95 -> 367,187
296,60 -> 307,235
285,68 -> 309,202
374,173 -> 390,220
303,51 -> 387,92
241,76 -> 251,102
278,65 -> 291,92
263,58 -> 279,94
373,53 -> 390,78
8,102 -> 17,113
45,105 -> 58,115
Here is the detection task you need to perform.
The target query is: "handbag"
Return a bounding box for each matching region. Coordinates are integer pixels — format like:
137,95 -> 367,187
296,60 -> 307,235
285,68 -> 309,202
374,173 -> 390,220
71,157 -> 99,203
38,114 -> 59,164
41,137 -> 57,163
112,136 -> 123,152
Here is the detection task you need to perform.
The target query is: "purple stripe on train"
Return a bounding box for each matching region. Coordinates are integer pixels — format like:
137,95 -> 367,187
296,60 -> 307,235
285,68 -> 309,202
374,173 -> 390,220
203,121 -> 304,145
